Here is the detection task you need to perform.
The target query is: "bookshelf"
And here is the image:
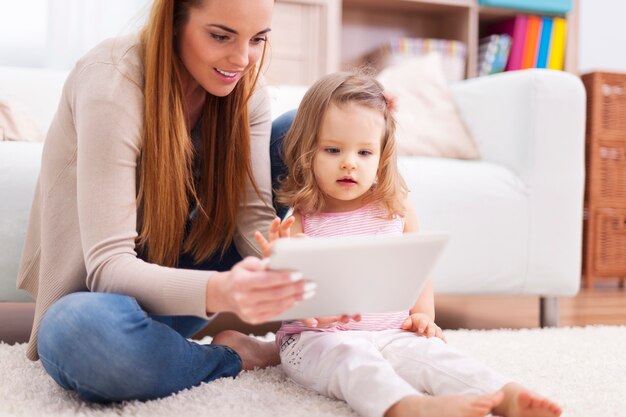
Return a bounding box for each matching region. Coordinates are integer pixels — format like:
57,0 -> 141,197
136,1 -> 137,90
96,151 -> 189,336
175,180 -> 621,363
268,0 -> 578,85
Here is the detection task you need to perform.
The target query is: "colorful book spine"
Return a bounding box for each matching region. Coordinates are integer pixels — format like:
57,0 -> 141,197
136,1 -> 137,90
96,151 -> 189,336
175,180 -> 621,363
478,34 -> 513,76
478,35 -> 500,76
489,15 -> 527,71
521,15 -> 542,69
492,35 -> 512,74
535,17 -> 554,68
548,17 -> 567,70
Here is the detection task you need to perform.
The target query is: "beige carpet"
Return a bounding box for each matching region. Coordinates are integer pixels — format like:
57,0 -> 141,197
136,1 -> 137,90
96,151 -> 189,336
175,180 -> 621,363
1,326 -> 624,417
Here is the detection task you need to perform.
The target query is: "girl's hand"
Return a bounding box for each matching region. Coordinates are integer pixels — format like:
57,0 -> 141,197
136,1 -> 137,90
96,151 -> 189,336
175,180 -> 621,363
206,256 -> 309,324
254,216 -> 296,258
401,312 -> 446,342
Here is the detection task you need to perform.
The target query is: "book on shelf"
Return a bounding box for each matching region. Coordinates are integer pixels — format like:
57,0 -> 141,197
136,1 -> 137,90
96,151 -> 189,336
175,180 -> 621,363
364,38 -> 467,82
488,15 -> 527,71
521,15 -> 542,69
478,34 -> 512,76
487,13 -> 568,72
535,16 -> 553,68
548,17 -> 567,70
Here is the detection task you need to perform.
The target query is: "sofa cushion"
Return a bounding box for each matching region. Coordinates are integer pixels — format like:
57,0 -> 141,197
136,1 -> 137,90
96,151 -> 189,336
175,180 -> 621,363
378,54 -> 480,160
0,142 -> 42,302
0,66 -> 68,137
400,156 -> 528,294
0,100 -> 44,141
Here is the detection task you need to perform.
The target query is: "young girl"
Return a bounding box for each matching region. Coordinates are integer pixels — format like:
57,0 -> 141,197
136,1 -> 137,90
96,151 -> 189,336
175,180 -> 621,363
256,72 -> 562,417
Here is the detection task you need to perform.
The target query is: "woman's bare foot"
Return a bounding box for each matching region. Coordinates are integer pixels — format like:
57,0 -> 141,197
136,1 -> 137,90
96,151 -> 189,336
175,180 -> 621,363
212,330 -> 280,370
492,383 -> 562,417
385,392 -> 504,417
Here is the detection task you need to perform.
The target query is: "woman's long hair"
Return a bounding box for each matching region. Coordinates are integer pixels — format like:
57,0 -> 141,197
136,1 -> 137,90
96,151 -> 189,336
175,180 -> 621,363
138,0 -> 266,266
277,71 -> 408,218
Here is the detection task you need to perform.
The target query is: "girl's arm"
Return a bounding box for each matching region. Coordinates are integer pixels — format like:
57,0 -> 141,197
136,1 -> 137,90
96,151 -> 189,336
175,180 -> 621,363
291,211 -> 304,235
403,199 -> 436,333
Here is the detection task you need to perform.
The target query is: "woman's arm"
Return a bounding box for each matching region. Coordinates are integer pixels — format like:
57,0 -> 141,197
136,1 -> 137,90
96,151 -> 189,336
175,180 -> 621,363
234,82 -> 277,258
75,60 -> 212,318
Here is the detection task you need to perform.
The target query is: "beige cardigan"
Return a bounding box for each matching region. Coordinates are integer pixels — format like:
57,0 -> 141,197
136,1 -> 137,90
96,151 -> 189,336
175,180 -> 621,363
17,34 -> 275,360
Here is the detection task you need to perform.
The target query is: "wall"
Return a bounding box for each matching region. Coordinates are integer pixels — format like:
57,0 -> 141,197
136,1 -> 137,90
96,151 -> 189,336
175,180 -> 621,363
578,0 -> 626,73
0,1 -> 47,67
0,0 -> 149,69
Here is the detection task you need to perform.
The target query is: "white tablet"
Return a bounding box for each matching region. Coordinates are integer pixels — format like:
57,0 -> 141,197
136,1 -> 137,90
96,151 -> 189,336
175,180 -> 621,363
268,232 -> 449,321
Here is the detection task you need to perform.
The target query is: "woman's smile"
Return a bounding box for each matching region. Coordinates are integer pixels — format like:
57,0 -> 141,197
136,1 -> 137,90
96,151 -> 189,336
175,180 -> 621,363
213,67 -> 240,83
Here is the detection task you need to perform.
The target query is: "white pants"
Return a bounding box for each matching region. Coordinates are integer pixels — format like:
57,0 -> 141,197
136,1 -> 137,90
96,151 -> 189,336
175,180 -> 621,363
279,329 -> 511,417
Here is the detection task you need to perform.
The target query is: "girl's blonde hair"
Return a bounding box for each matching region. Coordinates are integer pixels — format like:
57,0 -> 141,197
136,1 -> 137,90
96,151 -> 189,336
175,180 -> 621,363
277,71 -> 408,217
138,0 -> 267,266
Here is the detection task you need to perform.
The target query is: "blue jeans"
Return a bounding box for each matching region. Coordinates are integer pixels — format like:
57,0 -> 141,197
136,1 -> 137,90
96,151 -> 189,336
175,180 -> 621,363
37,111 -> 295,403
38,292 -> 241,403
270,109 -> 296,219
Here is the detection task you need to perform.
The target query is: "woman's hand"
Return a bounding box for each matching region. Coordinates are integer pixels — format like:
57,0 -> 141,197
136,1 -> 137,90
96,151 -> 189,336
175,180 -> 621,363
206,256 -> 310,324
301,314 -> 362,327
401,312 -> 446,342
254,216 -> 296,257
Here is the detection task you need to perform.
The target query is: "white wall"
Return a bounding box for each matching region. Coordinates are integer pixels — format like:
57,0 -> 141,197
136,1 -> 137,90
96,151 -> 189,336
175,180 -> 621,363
579,0 -> 626,73
0,0 -> 150,69
0,1 -> 48,67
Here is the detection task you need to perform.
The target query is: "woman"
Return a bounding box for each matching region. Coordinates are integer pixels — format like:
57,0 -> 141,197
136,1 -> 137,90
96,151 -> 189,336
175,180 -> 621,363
16,0 -> 304,403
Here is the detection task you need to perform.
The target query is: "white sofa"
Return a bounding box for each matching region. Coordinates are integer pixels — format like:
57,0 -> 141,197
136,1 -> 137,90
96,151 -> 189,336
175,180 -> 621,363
0,66 -> 585,340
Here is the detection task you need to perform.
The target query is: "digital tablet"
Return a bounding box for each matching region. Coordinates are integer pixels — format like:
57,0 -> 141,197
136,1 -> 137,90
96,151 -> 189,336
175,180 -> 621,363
268,232 -> 449,321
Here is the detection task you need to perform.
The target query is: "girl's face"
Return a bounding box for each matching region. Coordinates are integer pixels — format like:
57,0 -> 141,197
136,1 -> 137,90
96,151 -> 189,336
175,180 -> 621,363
178,0 -> 273,97
313,102 -> 385,213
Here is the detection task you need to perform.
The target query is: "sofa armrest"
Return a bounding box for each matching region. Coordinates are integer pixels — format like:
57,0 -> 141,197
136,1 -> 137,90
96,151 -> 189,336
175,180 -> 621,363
450,70 -> 586,296
0,142 -> 42,302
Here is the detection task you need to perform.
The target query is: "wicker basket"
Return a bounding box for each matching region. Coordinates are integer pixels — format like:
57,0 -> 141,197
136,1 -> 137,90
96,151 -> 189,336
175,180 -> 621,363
581,71 -> 626,287
588,142 -> 626,203
583,72 -> 626,142
593,209 -> 626,275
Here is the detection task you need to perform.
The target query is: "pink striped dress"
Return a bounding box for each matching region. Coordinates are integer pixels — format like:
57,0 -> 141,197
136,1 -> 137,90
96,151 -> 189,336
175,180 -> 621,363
276,204 -> 410,344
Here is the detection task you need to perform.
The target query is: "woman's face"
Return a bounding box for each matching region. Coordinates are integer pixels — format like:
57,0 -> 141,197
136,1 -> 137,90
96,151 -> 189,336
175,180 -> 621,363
178,0 -> 273,97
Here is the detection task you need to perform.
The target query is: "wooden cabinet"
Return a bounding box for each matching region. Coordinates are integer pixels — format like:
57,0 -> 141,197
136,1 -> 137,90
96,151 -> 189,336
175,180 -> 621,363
265,0 -> 340,86
268,0 -> 578,85
581,72 -> 626,288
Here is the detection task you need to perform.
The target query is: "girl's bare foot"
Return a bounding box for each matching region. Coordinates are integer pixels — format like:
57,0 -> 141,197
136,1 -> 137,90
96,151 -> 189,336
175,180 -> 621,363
492,383 -> 562,417
211,330 -> 280,370
385,392 -> 504,417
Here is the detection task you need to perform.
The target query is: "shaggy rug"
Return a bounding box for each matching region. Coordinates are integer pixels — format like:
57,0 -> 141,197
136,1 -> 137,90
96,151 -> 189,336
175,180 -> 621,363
1,326 -> 624,417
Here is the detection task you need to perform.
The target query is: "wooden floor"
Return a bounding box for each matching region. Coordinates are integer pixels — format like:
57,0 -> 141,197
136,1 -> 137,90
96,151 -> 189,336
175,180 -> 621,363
198,279 -> 626,337
434,281 -> 626,330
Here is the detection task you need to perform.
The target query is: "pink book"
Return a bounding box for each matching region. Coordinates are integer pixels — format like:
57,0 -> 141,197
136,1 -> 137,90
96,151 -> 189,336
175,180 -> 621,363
488,15 -> 528,71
